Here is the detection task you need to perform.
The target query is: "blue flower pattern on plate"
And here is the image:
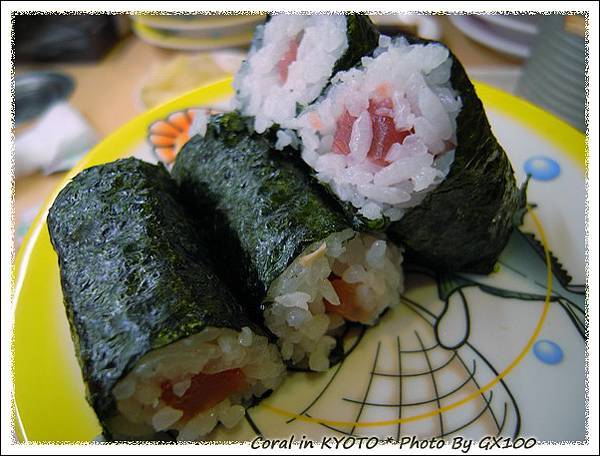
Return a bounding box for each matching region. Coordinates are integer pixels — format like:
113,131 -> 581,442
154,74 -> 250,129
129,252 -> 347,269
524,156 -> 561,181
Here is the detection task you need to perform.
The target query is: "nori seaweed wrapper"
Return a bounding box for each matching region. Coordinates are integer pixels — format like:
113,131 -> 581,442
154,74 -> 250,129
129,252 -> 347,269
332,13 -> 381,78
387,34 -> 525,273
47,158 -> 256,438
322,33 -> 525,274
171,112 -> 351,322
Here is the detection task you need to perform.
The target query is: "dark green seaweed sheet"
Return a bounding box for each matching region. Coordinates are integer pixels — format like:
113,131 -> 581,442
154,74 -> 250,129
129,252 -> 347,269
332,13 -> 380,77
386,34 -> 525,273
47,158 -> 255,438
335,34 -> 525,274
171,112 -> 350,320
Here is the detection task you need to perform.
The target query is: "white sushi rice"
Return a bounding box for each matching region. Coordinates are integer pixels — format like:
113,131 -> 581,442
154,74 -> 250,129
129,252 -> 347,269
265,229 -> 404,372
295,35 -> 462,222
233,14 -> 349,134
109,326 -> 285,441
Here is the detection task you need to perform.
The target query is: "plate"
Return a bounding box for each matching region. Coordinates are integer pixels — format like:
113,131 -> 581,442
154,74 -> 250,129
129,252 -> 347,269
130,14 -> 265,32
12,78 -> 586,443
131,20 -> 255,51
478,15 -> 539,36
450,15 -> 534,59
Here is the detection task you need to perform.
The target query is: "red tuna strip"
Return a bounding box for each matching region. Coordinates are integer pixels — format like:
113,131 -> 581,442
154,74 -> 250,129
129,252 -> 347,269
324,274 -> 371,323
331,98 -> 412,165
277,34 -> 302,84
367,99 -> 412,166
161,368 -> 247,419
332,109 -> 355,155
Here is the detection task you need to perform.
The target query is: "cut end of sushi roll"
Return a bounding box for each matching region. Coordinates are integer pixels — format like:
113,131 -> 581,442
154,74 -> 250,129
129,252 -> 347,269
233,14 -> 357,134
297,35 -> 462,223
106,326 -> 285,441
265,230 -> 404,372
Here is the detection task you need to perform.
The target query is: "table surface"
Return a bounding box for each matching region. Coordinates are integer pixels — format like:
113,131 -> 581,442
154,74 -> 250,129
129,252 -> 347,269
13,17 -> 522,248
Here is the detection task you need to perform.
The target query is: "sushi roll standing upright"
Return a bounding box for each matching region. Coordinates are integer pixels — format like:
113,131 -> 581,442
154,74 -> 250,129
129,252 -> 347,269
292,34 -> 524,272
47,159 -> 286,441
233,13 -> 379,148
172,113 -> 404,372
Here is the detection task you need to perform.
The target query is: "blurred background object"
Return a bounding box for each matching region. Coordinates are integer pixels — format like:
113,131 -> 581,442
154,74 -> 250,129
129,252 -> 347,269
12,13 -> 587,250
15,71 -> 74,125
140,51 -> 245,109
130,14 -> 264,50
15,101 -> 98,177
450,14 -> 541,59
516,15 -> 586,132
370,14 -> 442,40
14,14 -> 127,63
15,70 -> 98,179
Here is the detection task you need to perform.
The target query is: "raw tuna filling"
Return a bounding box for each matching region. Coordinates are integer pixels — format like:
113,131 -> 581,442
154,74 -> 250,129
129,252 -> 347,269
332,98 -> 413,166
160,369 -> 247,419
277,33 -> 303,84
325,274 -> 372,323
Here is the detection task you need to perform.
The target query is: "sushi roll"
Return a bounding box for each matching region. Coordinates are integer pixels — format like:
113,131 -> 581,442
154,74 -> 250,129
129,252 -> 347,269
233,13 -> 379,143
172,113 -> 404,372
47,158 -> 285,441
294,34 -> 524,273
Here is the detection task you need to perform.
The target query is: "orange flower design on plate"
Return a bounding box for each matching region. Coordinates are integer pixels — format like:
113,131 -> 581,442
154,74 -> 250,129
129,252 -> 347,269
148,109 -> 196,164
